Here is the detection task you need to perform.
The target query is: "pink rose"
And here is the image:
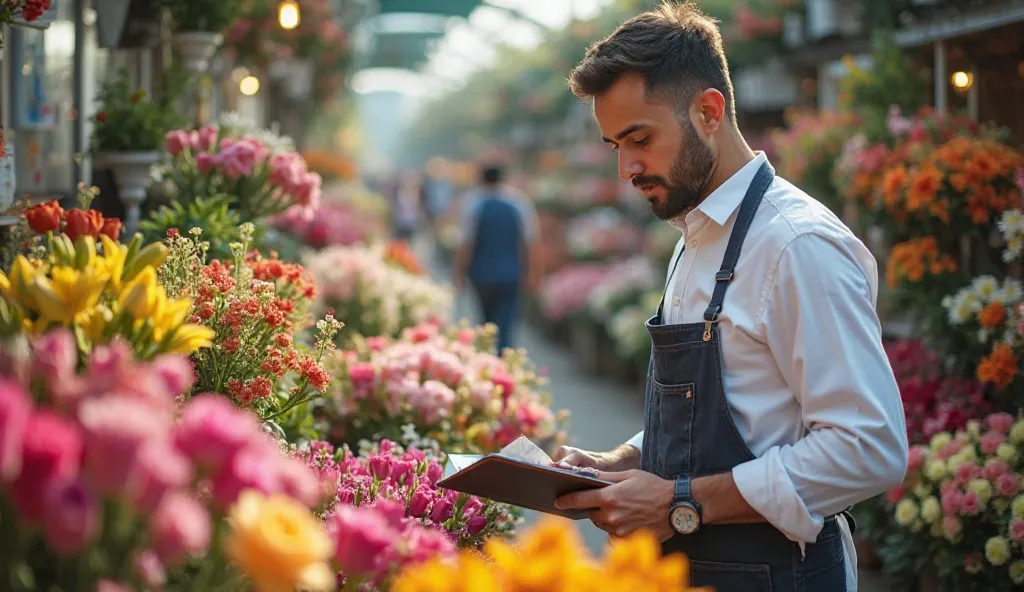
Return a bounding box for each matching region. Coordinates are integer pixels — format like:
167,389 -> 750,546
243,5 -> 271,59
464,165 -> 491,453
0,379 -> 31,482
997,473 -> 1020,497
941,487 -> 963,515
31,329 -> 77,385
960,491 -> 981,516
196,152 -> 217,174
1011,518 -> 1024,542
131,439 -> 193,512
955,461 -> 981,486
173,395 -> 259,471
983,459 -> 1010,481
43,478 -> 99,556
78,395 -> 172,494
164,130 -> 191,156
987,412 -> 1016,434
328,506 -> 398,577
11,412 -> 83,524
981,431 -> 1006,455
217,142 -> 257,179
150,492 -> 211,567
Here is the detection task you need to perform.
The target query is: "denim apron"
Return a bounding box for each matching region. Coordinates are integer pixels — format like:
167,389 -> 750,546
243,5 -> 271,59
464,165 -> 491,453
642,162 -> 848,591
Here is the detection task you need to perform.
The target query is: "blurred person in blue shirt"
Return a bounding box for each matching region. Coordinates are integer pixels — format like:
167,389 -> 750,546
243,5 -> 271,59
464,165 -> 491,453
452,164 -> 541,352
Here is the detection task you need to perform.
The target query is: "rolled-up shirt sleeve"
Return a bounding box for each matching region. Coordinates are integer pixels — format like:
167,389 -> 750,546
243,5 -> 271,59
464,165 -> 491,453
731,232 -> 908,544
627,431 -> 644,451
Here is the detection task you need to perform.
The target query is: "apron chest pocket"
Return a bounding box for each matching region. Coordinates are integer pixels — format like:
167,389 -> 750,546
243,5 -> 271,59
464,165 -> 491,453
652,381 -> 695,478
690,560 -> 773,592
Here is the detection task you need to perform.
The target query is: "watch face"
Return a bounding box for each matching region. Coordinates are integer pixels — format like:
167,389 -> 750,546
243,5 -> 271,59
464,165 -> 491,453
671,504 -> 700,534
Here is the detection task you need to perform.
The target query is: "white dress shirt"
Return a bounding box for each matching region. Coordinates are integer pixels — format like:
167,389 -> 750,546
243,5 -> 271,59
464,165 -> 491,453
627,153 -> 909,589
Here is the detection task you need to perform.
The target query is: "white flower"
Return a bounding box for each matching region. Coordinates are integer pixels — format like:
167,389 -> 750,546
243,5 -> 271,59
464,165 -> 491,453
978,328 -> 992,344
998,279 -> 1024,304
971,276 -> 1000,300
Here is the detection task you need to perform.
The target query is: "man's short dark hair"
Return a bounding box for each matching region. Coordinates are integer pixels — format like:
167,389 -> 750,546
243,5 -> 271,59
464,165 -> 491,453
568,1 -> 736,122
481,165 -> 503,185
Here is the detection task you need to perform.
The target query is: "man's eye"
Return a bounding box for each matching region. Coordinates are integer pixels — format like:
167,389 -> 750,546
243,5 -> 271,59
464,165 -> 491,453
633,136 -> 650,147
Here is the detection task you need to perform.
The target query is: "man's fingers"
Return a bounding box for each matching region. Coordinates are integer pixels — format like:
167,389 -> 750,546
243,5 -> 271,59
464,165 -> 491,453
595,470 -> 636,483
554,488 -> 607,510
550,446 -> 574,463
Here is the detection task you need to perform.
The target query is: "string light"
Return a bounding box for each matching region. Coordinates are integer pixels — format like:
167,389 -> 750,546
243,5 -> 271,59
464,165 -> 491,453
278,0 -> 300,30
240,76 -> 260,96
951,71 -> 973,91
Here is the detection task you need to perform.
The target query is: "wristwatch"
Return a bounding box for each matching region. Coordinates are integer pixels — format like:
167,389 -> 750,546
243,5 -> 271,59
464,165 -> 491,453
669,476 -> 702,535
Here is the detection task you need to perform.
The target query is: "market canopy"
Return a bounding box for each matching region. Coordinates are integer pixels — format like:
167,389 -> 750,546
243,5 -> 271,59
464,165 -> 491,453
376,0 -> 483,18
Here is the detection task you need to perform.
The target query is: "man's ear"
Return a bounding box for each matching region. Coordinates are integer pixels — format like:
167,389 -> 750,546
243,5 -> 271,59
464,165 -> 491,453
694,89 -> 726,135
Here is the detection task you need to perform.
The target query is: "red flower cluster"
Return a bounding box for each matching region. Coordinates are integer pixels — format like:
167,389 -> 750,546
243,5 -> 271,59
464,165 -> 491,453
885,339 -> 993,442
20,0 -> 52,22
243,250 -> 317,301
24,200 -> 122,242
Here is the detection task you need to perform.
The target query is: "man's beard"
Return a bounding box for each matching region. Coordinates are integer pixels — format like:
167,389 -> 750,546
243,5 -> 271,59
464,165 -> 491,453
633,121 -> 715,221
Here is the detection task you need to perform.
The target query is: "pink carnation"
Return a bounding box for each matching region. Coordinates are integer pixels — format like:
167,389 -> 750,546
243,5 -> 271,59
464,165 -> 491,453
983,459 -> 1010,481
997,473 -> 1020,498
960,491 -> 981,516
907,445 -> 927,473
987,412 -> 1016,434
981,431 -> 1006,455
955,460 -> 981,486
941,487 -> 963,515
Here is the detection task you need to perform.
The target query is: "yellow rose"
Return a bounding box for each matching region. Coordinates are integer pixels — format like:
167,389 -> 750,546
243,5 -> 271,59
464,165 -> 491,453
920,497 -> 941,524
1012,495 -> 1024,519
968,479 -> 993,507
926,460 -> 947,482
1010,560 -> 1024,585
224,490 -> 335,592
998,443 -> 1018,464
895,499 -> 919,527
967,420 -> 982,437
985,536 -> 1012,566
946,453 -> 966,473
960,445 -> 978,463
1011,421 -> 1024,445
913,484 -> 932,499
930,432 -> 953,451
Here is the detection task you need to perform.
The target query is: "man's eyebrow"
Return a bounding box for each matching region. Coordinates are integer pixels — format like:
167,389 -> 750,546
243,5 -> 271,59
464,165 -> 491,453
601,123 -> 652,143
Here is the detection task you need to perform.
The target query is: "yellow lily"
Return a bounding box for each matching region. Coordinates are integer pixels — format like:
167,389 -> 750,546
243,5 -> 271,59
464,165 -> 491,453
118,266 -> 159,319
29,265 -> 110,325
77,305 -> 113,345
166,324 -> 215,354
0,271 -> 10,297
7,256 -> 39,310
98,235 -> 127,293
152,295 -> 192,342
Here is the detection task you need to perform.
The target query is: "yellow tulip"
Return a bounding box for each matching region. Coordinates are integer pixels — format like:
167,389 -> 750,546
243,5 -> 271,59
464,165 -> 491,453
224,490 -> 335,592
77,305 -> 113,344
118,266 -> 159,319
166,324 -> 215,354
29,266 -> 109,324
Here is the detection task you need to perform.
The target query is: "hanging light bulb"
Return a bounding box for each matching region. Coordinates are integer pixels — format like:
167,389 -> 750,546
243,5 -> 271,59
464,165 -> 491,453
951,71 -> 974,91
278,0 -> 300,30
240,76 -> 260,96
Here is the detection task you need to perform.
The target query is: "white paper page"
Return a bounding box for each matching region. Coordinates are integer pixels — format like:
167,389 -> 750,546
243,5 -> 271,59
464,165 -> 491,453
444,454 -> 484,478
498,435 -> 553,465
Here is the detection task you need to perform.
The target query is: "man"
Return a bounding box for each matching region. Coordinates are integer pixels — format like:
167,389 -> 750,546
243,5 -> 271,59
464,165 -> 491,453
452,164 -> 542,352
551,3 -> 908,591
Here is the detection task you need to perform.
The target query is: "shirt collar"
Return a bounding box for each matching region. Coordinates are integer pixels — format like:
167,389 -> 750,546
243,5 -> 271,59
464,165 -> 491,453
669,151 -> 769,230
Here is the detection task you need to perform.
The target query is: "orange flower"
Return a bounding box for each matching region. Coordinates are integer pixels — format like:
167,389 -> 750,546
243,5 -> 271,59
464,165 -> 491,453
905,165 -> 943,212
977,343 -> 1019,389
881,165 -> 908,209
63,209 -> 104,242
24,200 -> 64,234
978,301 -> 1006,329
885,237 -> 958,288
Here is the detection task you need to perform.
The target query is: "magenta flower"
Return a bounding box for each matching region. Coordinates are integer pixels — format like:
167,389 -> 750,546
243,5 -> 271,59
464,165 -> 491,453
11,411 -> 83,524
173,395 -> 259,471
42,478 -> 99,556
149,492 -> 212,567
328,505 -> 398,577
369,454 -> 391,481
30,329 -> 77,385
210,440 -> 283,508
148,354 -> 196,399
429,496 -> 453,523
164,130 -> 191,156
277,456 -> 323,509
0,379 -> 30,482
466,514 -> 488,536
196,152 -> 216,174
196,126 -> 218,151
408,488 -> 432,518
131,438 -> 193,512
78,395 -> 172,494
986,412 -> 1015,434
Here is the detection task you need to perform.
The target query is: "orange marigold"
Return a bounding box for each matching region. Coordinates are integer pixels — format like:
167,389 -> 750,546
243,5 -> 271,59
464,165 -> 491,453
977,343 -> 1019,389
978,301 -> 1007,329
905,165 -> 943,213
885,237 -> 958,288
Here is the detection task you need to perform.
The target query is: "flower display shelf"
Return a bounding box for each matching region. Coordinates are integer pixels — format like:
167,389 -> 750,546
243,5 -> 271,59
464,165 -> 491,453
97,150 -> 160,236
172,31 -> 222,75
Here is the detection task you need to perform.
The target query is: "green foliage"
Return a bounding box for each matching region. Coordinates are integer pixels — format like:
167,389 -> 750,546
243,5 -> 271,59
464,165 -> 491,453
160,0 -> 242,33
90,70 -> 180,153
140,195 -> 242,260
840,33 -> 930,142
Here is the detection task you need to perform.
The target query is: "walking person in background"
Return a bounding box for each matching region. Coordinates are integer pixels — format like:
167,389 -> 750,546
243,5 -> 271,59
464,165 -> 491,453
391,171 -> 421,241
452,164 -> 541,352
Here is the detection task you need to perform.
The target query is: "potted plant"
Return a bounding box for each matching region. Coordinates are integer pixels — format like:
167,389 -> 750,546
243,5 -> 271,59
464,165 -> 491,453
92,71 -> 178,235
161,0 -> 242,74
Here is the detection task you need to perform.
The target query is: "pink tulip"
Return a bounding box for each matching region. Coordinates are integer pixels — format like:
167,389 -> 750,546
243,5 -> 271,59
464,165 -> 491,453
149,492 -> 212,567
173,395 -> 258,471
466,514 -> 489,536
0,379 -> 30,482
369,455 -> 391,481
131,439 -> 193,512
429,496 -> 453,523
268,153 -> 304,188
86,340 -> 132,394
31,329 -> 77,384
401,525 -> 456,565
78,395 -> 171,493
379,439 -> 395,456
210,441 -> 283,508
425,462 -> 443,485
328,506 -> 398,577
164,130 -> 191,156
148,355 -> 195,398
987,412 -> 1016,434
409,488 -> 432,518
217,142 -> 257,179
42,478 -> 99,556
11,412 -> 83,524
462,496 -> 483,519
196,126 -> 218,151
134,549 -> 167,589
336,487 -> 356,505
391,459 -> 413,484
196,152 -> 216,174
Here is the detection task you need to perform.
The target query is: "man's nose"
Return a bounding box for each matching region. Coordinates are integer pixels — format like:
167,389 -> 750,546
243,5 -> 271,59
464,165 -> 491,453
618,153 -> 642,182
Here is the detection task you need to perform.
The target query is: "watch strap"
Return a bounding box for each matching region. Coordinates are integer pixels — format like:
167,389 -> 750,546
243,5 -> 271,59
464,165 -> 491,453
673,476 -> 692,503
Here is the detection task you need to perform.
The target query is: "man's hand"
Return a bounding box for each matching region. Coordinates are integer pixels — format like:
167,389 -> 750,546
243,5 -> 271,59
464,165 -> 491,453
551,445 -> 640,473
554,470 -> 675,541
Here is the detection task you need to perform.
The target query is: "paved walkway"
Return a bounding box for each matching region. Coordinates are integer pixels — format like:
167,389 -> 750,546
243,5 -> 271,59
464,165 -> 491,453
421,235 -> 890,590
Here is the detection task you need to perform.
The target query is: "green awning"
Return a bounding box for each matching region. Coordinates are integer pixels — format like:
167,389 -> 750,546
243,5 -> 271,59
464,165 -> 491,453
377,0 -> 483,18
364,30 -> 444,69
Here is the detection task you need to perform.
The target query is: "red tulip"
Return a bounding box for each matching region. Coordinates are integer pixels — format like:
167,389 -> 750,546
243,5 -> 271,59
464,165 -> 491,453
63,209 -> 103,242
24,200 -> 63,234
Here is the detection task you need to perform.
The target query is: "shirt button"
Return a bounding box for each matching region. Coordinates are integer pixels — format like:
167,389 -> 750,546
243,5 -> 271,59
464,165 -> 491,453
673,298 -> 681,306
689,240 -> 698,248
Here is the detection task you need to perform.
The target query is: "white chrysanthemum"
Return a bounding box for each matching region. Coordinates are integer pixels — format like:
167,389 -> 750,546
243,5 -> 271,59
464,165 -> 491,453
972,275 -> 1000,300
996,279 -> 1024,304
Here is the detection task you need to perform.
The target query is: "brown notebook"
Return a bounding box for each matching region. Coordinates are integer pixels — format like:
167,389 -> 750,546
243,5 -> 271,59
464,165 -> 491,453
437,437 -> 612,520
